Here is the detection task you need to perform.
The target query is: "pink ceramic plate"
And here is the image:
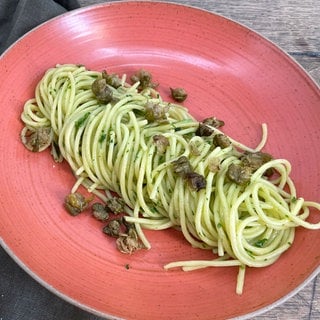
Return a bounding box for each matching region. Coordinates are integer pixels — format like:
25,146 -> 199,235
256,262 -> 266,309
0,2 -> 319,319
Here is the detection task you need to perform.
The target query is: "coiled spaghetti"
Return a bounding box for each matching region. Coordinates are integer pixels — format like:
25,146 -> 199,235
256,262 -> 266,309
21,64 -> 320,294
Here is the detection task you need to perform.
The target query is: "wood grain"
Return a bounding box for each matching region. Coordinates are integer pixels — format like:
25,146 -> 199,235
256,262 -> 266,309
80,0 -> 320,319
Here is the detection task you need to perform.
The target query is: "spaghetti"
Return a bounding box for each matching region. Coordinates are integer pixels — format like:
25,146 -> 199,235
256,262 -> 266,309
20,64 -> 320,294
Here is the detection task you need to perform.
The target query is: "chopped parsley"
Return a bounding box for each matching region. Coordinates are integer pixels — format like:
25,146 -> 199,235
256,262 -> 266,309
75,112 -> 90,130
98,131 -> 107,143
254,238 -> 268,248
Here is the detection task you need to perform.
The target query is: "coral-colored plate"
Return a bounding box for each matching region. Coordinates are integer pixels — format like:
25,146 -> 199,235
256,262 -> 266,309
0,2 -> 319,319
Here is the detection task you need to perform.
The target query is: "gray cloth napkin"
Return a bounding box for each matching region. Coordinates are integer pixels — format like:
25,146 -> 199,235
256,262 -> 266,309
0,0 -> 79,54
0,1 -> 106,319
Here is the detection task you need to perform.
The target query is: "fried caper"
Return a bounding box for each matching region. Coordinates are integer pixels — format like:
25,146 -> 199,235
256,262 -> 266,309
92,202 -> 109,221
116,227 -> 142,254
195,123 -> 214,136
106,197 -> 125,214
20,127 -> 53,152
213,133 -> 231,149
153,134 -> 169,154
91,78 -> 113,103
202,117 -> 225,128
64,192 -> 92,216
102,70 -> 122,88
144,102 -> 169,122
172,156 -> 193,178
103,219 -> 122,238
227,163 -> 252,185
241,151 -> 273,171
170,87 -> 188,102
185,172 -> 207,191
130,69 -> 157,90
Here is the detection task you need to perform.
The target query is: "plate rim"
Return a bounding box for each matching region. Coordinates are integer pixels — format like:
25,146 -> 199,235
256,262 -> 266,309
0,1 -> 319,319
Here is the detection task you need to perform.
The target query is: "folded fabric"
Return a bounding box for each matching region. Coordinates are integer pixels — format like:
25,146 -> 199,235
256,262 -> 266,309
0,0 -> 80,54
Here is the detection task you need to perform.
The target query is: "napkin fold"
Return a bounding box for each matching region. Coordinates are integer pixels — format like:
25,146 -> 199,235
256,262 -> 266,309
0,1 -> 96,319
0,0 -> 80,54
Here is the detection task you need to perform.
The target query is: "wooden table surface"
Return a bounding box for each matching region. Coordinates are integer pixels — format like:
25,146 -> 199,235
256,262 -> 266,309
80,1 -> 320,319
1,1 -> 319,319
